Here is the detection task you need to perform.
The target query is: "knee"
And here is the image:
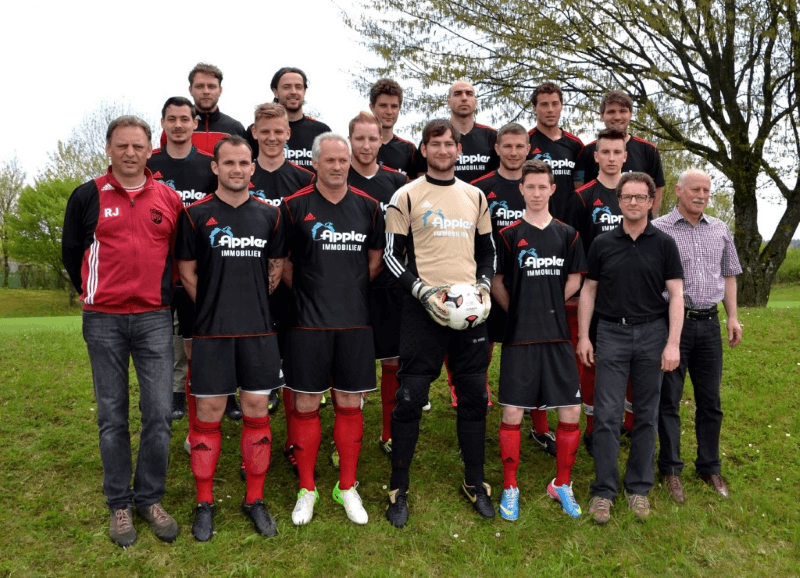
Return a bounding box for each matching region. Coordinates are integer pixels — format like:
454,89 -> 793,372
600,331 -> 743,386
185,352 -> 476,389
392,376 -> 429,422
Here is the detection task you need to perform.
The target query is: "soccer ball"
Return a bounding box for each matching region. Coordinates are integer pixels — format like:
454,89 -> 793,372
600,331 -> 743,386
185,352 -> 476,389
443,284 -> 487,330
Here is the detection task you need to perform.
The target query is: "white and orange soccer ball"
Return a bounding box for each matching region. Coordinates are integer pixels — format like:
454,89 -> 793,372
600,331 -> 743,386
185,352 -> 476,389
443,284 -> 488,330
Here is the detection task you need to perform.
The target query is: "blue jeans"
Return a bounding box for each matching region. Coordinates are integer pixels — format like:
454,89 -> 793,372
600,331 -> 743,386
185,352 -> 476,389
82,309 -> 173,510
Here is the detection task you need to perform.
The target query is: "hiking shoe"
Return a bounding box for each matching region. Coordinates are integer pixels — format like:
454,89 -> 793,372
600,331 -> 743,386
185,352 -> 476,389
664,474 -> 685,503
499,487 -> 520,521
530,430 -> 557,457
171,392 -> 186,421
625,491 -> 650,521
462,481 -> 495,519
378,438 -> 392,456
291,488 -> 319,525
333,481 -> 368,525
242,499 -> 277,537
138,502 -> 179,542
547,479 -> 582,518
386,489 -> 409,528
700,473 -> 730,499
588,496 -> 612,525
583,432 -> 594,457
109,507 -> 137,548
267,390 -> 281,415
192,502 -> 215,542
225,394 -> 243,420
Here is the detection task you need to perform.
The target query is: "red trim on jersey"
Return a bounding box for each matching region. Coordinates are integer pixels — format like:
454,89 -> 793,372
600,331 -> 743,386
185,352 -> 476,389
575,180 -> 598,194
630,135 -> 659,150
288,161 -> 315,178
192,332 -> 278,339
283,185 -> 316,225
562,130 -> 583,145
470,170 -> 497,186
474,123 -> 498,133
392,135 -> 415,147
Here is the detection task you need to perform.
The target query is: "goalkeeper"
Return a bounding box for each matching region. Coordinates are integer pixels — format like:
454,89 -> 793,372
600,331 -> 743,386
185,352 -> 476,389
382,119 -> 496,528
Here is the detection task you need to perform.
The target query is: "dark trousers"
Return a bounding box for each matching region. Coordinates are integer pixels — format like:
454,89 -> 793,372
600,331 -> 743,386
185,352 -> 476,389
591,318 -> 667,499
658,315 -> 723,476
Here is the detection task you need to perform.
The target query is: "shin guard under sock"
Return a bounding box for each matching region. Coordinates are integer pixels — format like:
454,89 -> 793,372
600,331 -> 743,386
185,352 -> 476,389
499,421 -> 521,489
555,421 -> 580,486
191,419 -> 221,504
334,405 -> 363,490
242,414 -> 272,503
292,408 -> 320,491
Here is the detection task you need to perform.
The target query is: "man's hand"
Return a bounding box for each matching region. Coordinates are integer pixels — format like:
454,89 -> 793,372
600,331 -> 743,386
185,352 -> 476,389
661,342 -> 680,372
476,279 -> 491,323
412,280 -> 450,326
577,336 -> 594,367
183,338 -> 193,362
727,317 -> 742,348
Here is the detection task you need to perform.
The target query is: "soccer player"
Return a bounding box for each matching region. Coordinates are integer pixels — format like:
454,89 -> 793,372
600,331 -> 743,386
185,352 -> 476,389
491,159 -> 586,520
148,96 -> 217,422
347,112 -> 407,455
62,116 -> 183,548
176,135 -> 286,541
577,173 -> 684,524
575,90 -> 665,215
383,119 -> 496,528
653,169 -> 742,502
447,80 -> 498,183
369,78 -> 417,176
281,133 -> 385,525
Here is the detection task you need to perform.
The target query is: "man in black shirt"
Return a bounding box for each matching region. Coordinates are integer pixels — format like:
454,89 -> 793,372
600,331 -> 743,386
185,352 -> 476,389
369,79 -> 417,176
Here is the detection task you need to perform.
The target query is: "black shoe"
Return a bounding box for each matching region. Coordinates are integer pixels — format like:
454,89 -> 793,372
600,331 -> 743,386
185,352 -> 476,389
242,499 -> 278,537
583,432 -> 594,457
192,502 -> 215,542
462,481 -> 495,519
386,489 -> 409,528
171,392 -> 186,421
530,430 -> 557,457
240,465 -> 246,481
267,390 -> 281,415
225,394 -> 243,421
284,445 -> 299,477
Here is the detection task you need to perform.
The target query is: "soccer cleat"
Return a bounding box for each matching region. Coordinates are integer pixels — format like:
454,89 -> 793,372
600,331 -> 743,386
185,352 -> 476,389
530,430 -> 557,457
386,489 -> 409,528
462,481 -> 495,519
240,464 -> 246,481
284,445 -> 299,477
664,474 -> 685,503
184,434 -> 191,455
625,491 -> 650,521
422,400 -> 432,411
225,394 -> 243,420
378,438 -> 392,456
291,488 -> 319,525
137,502 -> 179,542
192,502 -> 215,542
700,473 -> 730,500
546,479 -> 582,518
242,499 -> 278,537
171,392 -> 186,421
267,390 -> 281,415
330,448 -> 340,469
588,496 -> 612,525
319,393 -> 329,408
499,487 -> 520,521
333,481 -> 369,525
583,432 -> 594,457
109,507 -> 137,548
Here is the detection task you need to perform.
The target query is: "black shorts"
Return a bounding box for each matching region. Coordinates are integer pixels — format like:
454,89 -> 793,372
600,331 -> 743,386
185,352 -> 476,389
369,286 -> 403,360
284,328 -> 377,394
498,342 -> 582,409
191,334 -> 284,396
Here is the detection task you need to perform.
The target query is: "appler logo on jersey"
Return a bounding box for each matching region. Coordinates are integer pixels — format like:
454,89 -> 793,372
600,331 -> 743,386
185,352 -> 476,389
531,151 -> 575,176
592,205 -> 623,230
456,153 -> 490,174
161,179 -> 207,205
250,190 -> 281,206
421,208 -> 475,238
286,148 -> 313,167
518,246 -> 564,276
209,225 -> 267,257
311,221 -> 366,251
489,200 -> 525,224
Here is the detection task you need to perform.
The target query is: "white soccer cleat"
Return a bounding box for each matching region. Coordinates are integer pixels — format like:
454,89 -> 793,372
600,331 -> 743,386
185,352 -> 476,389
333,482 -> 368,525
291,488 -> 319,526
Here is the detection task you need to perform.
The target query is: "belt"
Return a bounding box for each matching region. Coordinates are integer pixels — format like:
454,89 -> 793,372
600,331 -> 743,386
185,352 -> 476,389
597,313 -> 666,326
685,307 -> 718,320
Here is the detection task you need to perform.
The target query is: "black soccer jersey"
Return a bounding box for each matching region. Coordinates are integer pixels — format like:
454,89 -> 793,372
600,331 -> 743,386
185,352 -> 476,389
415,124 -> 499,183
147,147 -> 216,207
287,115 -> 332,170
248,159 -> 315,208
496,219 -> 586,345
527,128 -> 584,224
575,134 -> 665,188
281,185 -> 385,328
574,180 -> 624,255
175,194 -> 285,337
378,135 -> 417,176
471,171 -> 525,235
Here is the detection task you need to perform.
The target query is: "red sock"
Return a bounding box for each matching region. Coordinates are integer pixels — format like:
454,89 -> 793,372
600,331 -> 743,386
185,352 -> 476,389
380,365 -> 399,443
292,408 -> 320,491
555,421 -> 580,486
499,421 -> 521,489
283,388 -> 295,452
242,414 -> 272,503
445,355 -> 458,406
624,378 -> 634,432
334,405 -> 363,490
531,408 -> 550,435
191,419 -> 221,504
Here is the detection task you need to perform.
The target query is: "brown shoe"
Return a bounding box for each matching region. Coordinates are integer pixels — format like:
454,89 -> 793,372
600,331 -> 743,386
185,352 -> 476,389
625,491 -> 650,521
588,496 -> 612,525
700,474 -> 730,500
109,507 -> 137,548
664,475 -> 685,503
138,502 -> 179,542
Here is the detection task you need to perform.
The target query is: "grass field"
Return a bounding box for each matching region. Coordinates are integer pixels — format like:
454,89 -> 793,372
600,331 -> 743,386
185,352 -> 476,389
0,291 -> 798,577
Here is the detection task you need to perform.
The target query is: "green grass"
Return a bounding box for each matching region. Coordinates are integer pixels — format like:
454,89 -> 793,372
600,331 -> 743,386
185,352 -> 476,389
767,283 -> 800,308
0,304 -> 798,576
0,288 -> 80,318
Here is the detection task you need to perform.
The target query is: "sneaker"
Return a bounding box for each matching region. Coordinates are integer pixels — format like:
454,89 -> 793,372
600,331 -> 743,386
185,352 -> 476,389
267,390 -> 281,415
378,438 -> 392,456
192,502 -> 215,542
700,473 -> 730,500
462,481 -> 495,519
225,394 -> 243,420
291,488 -> 319,525
137,502 -> 179,542
330,448 -> 340,469
625,491 -> 650,521
386,489 -> 409,528
242,499 -> 277,537
588,496 -> 612,525
546,479 -> 582,518
333,481 -> 368,525
499,487 -> 520,521
663,474 -> 685,503
171,392 -> 186,421
422,401 -> 432,411
109,507 -> 137,548
184,434 -> 191,455
530,430 -> 557,457
583,432 -> 594,457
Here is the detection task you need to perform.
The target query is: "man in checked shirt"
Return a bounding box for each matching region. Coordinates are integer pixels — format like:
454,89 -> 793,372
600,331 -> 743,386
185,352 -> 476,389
653,169 -> 742,503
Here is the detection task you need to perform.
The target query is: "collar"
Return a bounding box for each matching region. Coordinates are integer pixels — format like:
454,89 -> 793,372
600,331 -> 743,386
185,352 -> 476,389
425,174 -> 456,186
197,109 -> 221,124
665,206 -> 709,226
612,221 -> 657,238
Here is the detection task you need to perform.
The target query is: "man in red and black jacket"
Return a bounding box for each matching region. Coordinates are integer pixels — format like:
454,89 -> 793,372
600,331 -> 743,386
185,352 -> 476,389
62,116 -> 183,549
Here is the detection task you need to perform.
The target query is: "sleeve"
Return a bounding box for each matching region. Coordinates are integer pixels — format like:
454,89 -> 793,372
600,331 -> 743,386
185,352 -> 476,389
279,199 -> 295,253
61,182 -> 94,294
474,193 -> 496,282
720,224 -> 742,276
663,235 -> 685,280
368,201 -> 386,250
383,189 -> 419,292
174,209 -> 196,261
567,229 -> 587,274
413,143 -> 427,175
495,229 -> 513,276
650,147 -> 666,188
586,239 -> 601,281
267,208 -> 287,258
575,144 -> 597,185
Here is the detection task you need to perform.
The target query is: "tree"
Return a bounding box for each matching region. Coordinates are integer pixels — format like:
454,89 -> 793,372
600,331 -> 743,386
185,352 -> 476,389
0,157 -> 25,287
349,0 -> 800,305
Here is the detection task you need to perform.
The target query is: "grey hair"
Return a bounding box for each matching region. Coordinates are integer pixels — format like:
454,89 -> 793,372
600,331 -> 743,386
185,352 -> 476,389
311,132 -> 351,161
677,168 -> 710,187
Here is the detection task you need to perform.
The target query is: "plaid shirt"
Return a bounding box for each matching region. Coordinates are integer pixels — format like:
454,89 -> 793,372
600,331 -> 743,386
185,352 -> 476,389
652,207 -> 741,309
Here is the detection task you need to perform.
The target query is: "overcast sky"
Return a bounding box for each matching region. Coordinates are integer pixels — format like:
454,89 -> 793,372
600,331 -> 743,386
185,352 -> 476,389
3,0 -> 795,238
